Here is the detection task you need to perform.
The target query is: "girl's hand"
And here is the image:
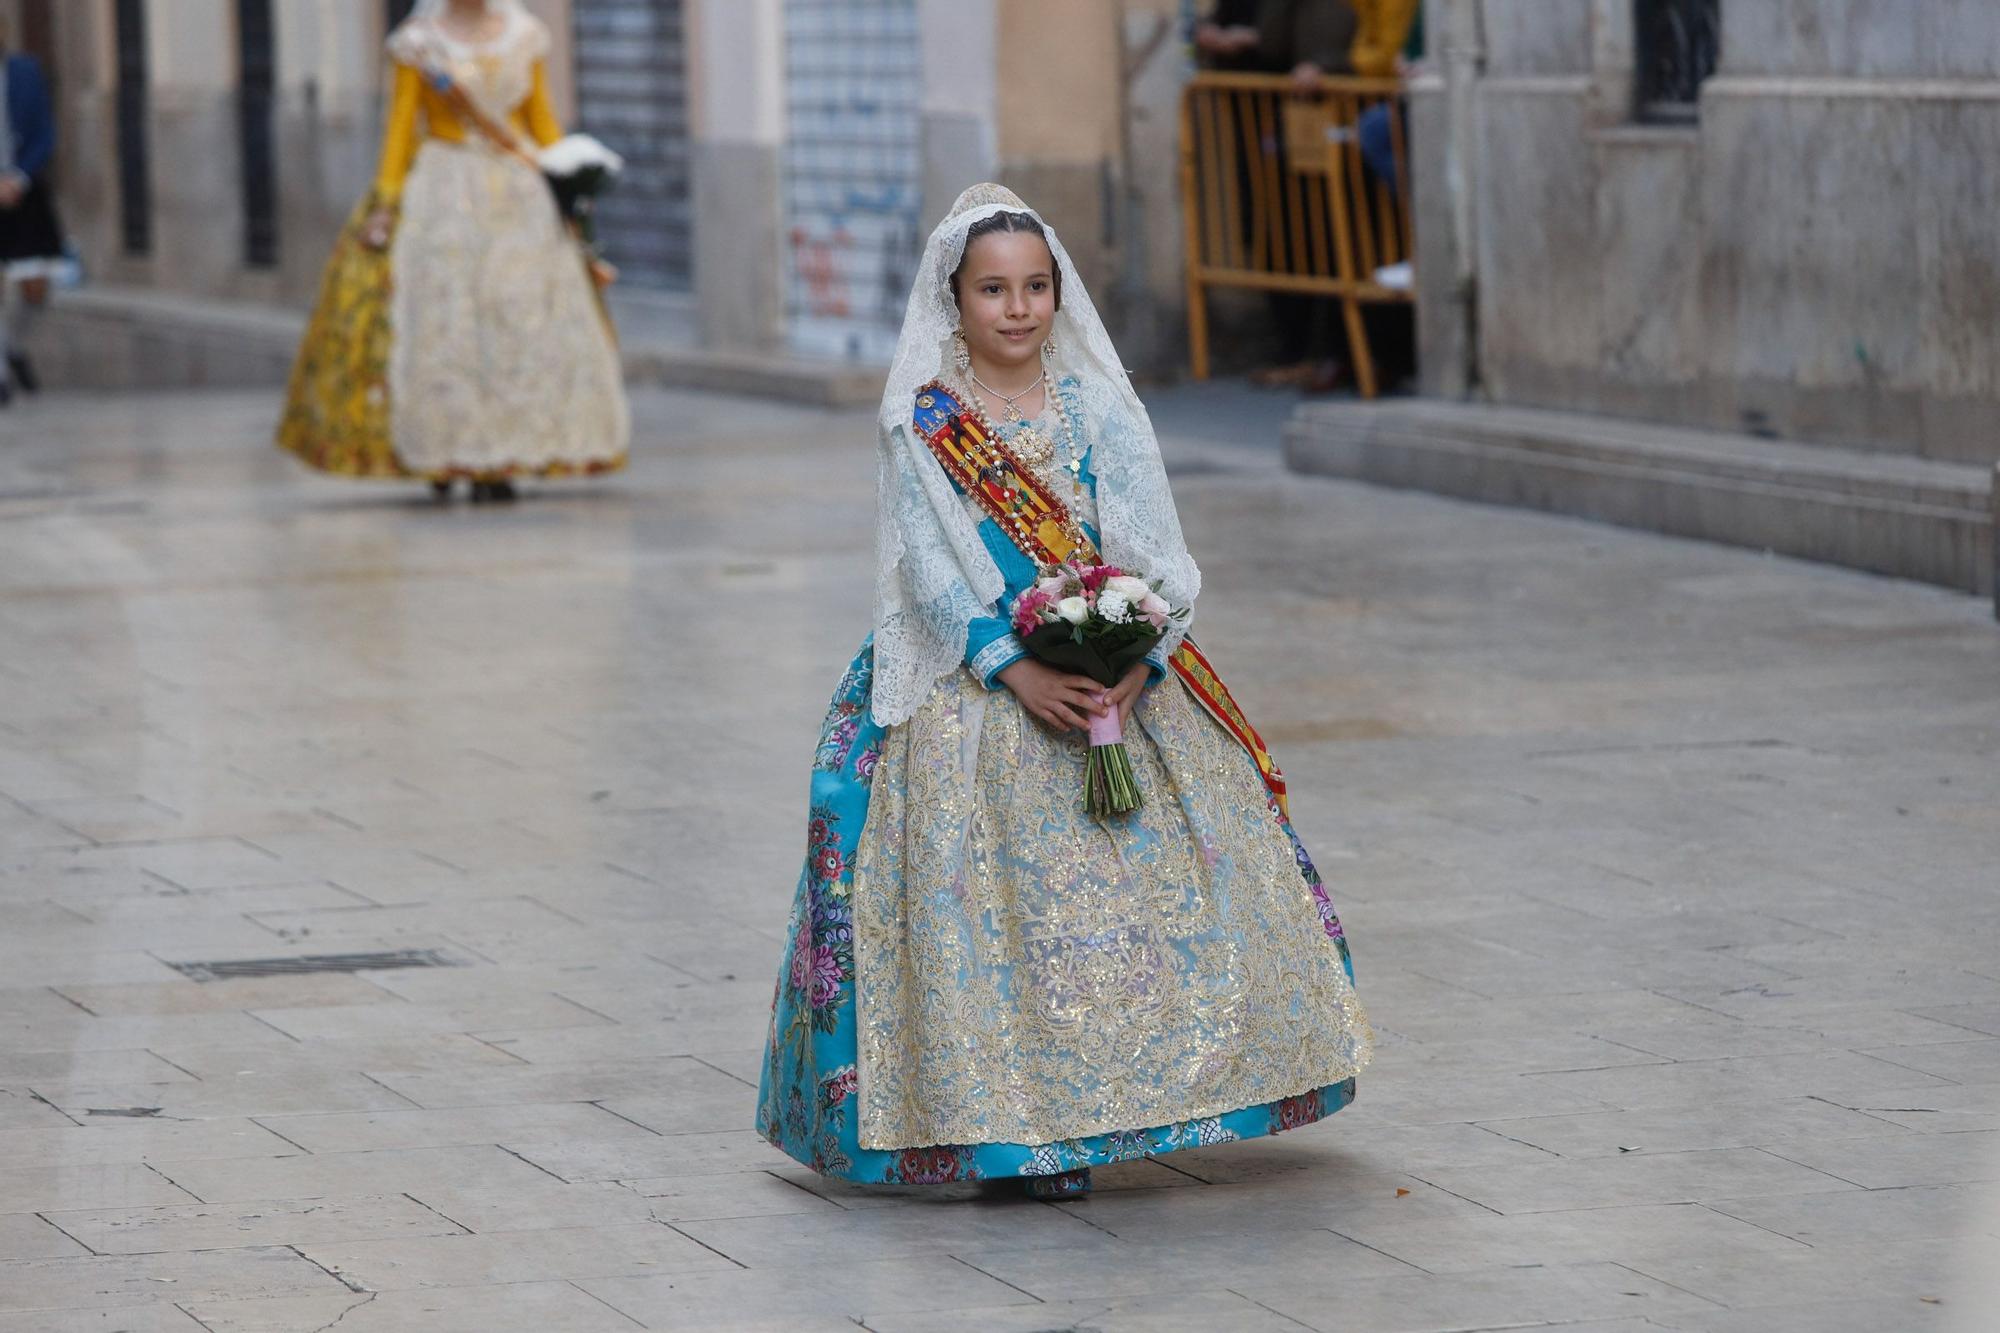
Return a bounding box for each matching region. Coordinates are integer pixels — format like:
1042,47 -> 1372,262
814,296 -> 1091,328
998,659 -> 1109,733
1103,661 -> 1151,729
360,208 -> 394,250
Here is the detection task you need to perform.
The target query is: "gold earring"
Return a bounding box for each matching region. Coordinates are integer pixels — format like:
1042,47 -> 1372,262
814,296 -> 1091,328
952,328 -> 971,373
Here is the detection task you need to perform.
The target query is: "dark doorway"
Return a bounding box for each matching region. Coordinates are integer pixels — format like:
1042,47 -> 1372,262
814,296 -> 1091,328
114,0 -> 151,256
237,0 -> 278,267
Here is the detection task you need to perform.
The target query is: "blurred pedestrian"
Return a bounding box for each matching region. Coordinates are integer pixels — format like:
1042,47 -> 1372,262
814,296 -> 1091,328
277,0 -> 628,502
0,17 -> 63,405
755,184 -> 1371,1199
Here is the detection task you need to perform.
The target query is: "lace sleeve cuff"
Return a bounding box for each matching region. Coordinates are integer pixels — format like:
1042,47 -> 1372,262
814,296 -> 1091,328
972,634 -> 1030,689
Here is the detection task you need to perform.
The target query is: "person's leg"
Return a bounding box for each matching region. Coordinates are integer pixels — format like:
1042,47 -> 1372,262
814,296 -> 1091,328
0,277 -> 18,403
9,274 -> 45,391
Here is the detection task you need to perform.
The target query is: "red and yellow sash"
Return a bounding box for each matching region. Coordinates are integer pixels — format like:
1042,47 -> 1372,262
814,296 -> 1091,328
912,381 -> 1289,816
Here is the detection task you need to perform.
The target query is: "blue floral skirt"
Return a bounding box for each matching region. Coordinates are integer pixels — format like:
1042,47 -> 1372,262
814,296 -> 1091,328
755,640 -> 1363,1184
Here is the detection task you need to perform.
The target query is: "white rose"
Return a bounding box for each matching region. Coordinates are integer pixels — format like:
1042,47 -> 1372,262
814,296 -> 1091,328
1055,596 -> 1090,625
1138,593 -> 1171,618
1097,591 -> 1132,623
1104,576 -> 1151,602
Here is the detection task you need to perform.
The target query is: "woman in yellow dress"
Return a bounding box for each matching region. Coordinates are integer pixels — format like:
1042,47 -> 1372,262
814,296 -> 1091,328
278,0 -> 629,502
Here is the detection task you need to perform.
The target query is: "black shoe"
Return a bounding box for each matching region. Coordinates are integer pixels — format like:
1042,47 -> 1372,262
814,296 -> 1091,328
430,479 -> 454,502
485,479 -> 517,503
8,354 -> 37,394
0,379 -> 14,408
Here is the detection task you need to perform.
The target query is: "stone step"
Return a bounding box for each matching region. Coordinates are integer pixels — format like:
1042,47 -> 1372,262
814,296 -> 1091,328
1284,397 -> 1998,609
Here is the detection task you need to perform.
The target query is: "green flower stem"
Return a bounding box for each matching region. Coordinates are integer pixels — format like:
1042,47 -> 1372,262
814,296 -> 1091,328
1086,743 -> 1143,819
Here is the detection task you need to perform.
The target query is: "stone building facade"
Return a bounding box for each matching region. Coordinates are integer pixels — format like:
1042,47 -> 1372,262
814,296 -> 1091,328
1411,0 -> 2000,466
24,0 -> 1194,371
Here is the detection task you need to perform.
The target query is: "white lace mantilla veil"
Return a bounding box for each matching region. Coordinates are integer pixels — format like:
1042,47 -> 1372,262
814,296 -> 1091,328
389,0 -> 546,65
869,182 -> 1201,727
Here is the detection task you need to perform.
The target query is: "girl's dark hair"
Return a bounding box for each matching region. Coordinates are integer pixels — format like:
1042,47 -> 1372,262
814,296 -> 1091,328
951,211 -> 1063,310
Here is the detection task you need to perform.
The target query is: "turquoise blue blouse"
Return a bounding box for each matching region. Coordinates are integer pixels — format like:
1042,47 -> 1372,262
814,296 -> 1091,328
951,379 -> 1168,690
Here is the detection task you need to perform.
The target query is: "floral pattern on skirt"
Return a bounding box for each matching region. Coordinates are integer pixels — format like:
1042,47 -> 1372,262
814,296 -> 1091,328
755,639 -> 1363,1184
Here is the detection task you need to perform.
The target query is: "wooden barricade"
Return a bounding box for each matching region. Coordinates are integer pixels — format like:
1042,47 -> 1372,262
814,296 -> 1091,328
1179,72 -> 1414,397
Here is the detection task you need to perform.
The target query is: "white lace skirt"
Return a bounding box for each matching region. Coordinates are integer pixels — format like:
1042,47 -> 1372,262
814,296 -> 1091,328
388,140 -> 629,475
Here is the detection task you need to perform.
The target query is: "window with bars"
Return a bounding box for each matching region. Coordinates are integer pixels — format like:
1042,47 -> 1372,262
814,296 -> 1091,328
1634,0 -> 1720,124
237,0 -> 278,268
114,0 -> 151,256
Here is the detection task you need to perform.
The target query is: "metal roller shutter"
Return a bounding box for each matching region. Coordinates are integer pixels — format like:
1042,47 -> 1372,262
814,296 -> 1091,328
783,0 -> 923,361
572,0 -> 692,289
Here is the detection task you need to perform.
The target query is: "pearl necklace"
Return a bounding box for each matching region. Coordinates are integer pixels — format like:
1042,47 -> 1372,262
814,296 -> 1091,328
967,368 -> 1044,422
959,372 -> 1085,496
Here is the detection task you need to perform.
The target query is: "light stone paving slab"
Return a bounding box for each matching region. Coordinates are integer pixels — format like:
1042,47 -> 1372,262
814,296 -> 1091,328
43,1193 -> 466,1255
0,1213 -> 89,1260
1252,1261 -> 1727,1332
861,1290 -> 1325,1332
1475,1096 -> 1916,1158
247,992 -> 611,1041
0,1306 -> 207,1333
6,385 -> 2000,1328
41,1071 -> 417,1121
298,1222 -> 736,1290
576,1254 -> 1040,1326
1413,1146 -> 1861,1214
0,1162 -> 196,1212
252,1101 -> 654,1154
146,1033 -> 523,1080
0,1246 -> 345,1314
0,1049 -> 194,1086
621,1170 -> 854,1221
366,1057 -> 752,1113
147,1143 -> 558,1204
0,1088 -> 76,1131
671,1200 -> 1120,1269
1621,1236 -> 1957,1313
53,975 -> 397,1016
0,1010 -> 300,1055
1684,1295 -> 1952,1333
181,1283 -> 646,1333
1326,1201 -> 1810,1274
1705,1181 -> 1989,1245
0,1118 -> 298,1170
400,1181 -> 718,1233
928,1225 -> 1417,1302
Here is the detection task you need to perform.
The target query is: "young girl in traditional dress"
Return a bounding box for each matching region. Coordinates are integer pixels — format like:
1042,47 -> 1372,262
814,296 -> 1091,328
757,184 -> 1371,1199
277,0 -> 628,502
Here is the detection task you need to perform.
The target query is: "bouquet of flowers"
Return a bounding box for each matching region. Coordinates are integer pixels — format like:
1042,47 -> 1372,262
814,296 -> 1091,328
1011,563 -> 1189,818
537,134 -> 626,251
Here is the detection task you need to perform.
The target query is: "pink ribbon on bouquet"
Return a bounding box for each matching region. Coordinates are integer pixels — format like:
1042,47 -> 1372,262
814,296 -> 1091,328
1088,694 -> 1124,746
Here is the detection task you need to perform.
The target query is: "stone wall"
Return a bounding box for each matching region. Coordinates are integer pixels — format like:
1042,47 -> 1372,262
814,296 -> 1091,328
1416,0 -> 2000,464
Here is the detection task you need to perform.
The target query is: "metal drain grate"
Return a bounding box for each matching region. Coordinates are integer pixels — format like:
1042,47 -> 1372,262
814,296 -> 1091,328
166,949 -> 462,983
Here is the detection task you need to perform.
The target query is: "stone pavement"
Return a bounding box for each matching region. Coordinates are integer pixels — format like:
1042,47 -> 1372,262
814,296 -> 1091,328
0,383 -> 1997,1332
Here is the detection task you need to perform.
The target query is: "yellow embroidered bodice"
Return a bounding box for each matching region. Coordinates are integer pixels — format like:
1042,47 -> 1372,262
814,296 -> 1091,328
374,16 -> 563,204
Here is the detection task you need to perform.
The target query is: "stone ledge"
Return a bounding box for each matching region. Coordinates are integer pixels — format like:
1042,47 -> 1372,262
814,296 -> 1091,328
29,284 -> 885,406
1283,397 -> 1997,608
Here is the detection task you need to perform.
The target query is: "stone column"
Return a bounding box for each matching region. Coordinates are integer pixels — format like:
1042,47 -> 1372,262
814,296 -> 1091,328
916,0 -> 997,230
688,0 -> 785,350
1413,0 -> 1483,399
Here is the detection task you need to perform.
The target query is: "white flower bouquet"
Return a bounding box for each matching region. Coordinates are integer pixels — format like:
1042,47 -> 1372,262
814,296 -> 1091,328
536,134 -> 625,249
1011,562 -> 1189,817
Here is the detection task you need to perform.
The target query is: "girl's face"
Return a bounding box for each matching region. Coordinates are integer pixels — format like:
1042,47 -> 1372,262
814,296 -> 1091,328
956,231 -> 1057,378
